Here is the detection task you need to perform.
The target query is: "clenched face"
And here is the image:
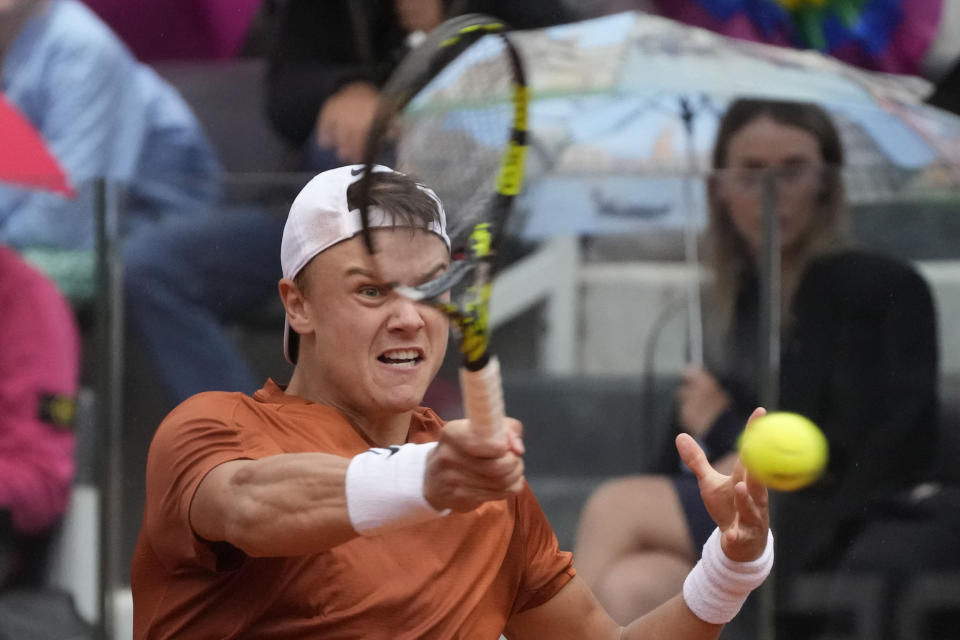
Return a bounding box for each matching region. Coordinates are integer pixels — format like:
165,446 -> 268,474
293,228 -> 450,421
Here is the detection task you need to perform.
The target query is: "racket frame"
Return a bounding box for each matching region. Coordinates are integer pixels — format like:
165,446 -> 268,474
357,14 -> 529,437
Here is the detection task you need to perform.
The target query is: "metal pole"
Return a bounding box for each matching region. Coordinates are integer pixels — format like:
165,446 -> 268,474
682,170 -> 704,367
680,97 -> 703,366
95,179 -> 124,640
755,170 -> 780,640
758,170 -> 780,412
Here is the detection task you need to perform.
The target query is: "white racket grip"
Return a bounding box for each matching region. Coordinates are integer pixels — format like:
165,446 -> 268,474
459,356 -> 505,438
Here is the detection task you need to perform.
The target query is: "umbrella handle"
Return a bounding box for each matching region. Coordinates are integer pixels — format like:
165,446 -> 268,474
680,100 -> 703,367
682,175 -> 703,368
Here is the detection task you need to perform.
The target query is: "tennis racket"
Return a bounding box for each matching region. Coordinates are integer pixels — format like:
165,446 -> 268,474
355,14 -> 528,439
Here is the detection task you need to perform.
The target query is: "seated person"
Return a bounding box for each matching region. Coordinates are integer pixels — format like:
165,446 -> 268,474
0,0 -> 220,254
266,0 -> 578,168
0,245 -> 79,586
574,99 -> 939,627
0,0 -> 261,406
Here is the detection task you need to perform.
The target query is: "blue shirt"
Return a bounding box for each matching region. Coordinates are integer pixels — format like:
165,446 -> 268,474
0,0 -> 220,249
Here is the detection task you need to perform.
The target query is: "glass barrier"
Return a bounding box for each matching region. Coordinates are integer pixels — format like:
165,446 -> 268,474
500,162 -> 960,640
5,162 -> 959,639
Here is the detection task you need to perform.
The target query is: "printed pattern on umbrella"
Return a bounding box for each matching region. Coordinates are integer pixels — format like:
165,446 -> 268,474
652,0 -> 944,75
389,12 -> 960,238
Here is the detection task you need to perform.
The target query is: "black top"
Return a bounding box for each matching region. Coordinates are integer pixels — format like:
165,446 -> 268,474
265,0 -> 578,147
662,249 -> 939,576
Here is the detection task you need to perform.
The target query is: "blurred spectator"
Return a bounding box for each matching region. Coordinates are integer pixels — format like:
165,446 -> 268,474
266,0 -> 580,169
0,244 -> 79,587
79,0 -> 263,62
122,201 -> 284,405
0,0 -> 221,253
573,99 -> 940,630
1,0 -> 242,410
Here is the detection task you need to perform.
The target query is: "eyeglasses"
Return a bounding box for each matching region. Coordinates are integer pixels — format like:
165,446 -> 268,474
719,164 -> 824,191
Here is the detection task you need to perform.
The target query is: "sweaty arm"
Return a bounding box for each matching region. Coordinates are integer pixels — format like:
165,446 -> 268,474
190,453 -> 355,557
189,417 -> 526,558
505,577 -> 723,640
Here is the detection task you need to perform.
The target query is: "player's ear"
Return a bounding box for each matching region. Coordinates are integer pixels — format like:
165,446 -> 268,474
279,278 -> 312,334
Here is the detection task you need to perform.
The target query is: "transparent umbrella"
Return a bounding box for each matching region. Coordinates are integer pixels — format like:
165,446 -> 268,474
508,10 -> 960,239
398,10 -> 960,368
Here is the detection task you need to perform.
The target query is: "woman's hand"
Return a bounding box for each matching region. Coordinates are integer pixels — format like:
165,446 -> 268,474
676,366 -> 732,439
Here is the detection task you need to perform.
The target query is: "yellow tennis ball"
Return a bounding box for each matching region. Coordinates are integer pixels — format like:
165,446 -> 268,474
737,412 -> 828,491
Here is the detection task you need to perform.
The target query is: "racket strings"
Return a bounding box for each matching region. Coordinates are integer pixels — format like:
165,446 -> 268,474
362,26 -> 525,364
392,36 -> 517,254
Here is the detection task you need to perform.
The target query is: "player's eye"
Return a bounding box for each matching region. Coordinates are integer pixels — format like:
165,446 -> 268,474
357,285 -> 384,299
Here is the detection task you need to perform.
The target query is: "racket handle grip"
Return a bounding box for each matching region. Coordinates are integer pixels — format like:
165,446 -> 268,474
460,356 -> 505,439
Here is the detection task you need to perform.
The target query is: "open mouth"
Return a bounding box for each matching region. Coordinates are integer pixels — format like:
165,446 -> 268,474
378,349 -> 423,368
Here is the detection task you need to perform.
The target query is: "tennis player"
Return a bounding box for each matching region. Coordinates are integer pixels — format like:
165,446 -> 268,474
130,165 -> 772,639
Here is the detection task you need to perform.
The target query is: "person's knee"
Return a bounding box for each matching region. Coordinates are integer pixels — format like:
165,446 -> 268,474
581,477 -> 640,528
582,475 -> 672,525
581,474 -> 692,554
603,557 -> 665,594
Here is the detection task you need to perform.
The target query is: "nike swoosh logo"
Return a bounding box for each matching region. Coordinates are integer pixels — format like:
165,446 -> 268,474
369,445 -> 402,457
351,167 -> 364,176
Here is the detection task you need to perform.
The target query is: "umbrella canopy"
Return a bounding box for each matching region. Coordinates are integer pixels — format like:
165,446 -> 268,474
0,92 -> 73,197
501,11 -> 960,238
399,11 -> 960,238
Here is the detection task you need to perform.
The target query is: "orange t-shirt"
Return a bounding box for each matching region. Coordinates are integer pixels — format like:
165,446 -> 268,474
131,380 -> 575,639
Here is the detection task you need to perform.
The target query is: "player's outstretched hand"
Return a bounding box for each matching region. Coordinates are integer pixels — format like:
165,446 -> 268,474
423,417 -> 526,513
676,407 -> 770,562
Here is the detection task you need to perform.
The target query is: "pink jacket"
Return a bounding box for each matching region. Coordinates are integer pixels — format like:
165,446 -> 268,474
0,246 -> 78,534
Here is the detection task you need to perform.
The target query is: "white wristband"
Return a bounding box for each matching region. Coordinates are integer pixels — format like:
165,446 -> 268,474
682,527 -> 774,624
345,442 -> 449,536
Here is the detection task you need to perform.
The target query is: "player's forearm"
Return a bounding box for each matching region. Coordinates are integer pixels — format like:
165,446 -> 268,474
620,594 -> 722,640
622,525 -> 773,639
195,441 -> 451,557
217,453 -> 356,557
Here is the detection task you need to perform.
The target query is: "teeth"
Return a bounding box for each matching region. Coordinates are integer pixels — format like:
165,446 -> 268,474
383,349 -> 419,361
380,349 -> 421,366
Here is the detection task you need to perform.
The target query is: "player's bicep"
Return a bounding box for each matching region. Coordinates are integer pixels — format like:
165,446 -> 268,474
504,576 -> 618,640
189,459 -> 253,544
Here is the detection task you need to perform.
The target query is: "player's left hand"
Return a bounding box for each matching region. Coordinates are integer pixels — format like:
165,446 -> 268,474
676,407 -> 770,563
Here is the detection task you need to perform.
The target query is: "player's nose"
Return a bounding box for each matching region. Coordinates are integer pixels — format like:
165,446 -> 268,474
387,295 -> 426,332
